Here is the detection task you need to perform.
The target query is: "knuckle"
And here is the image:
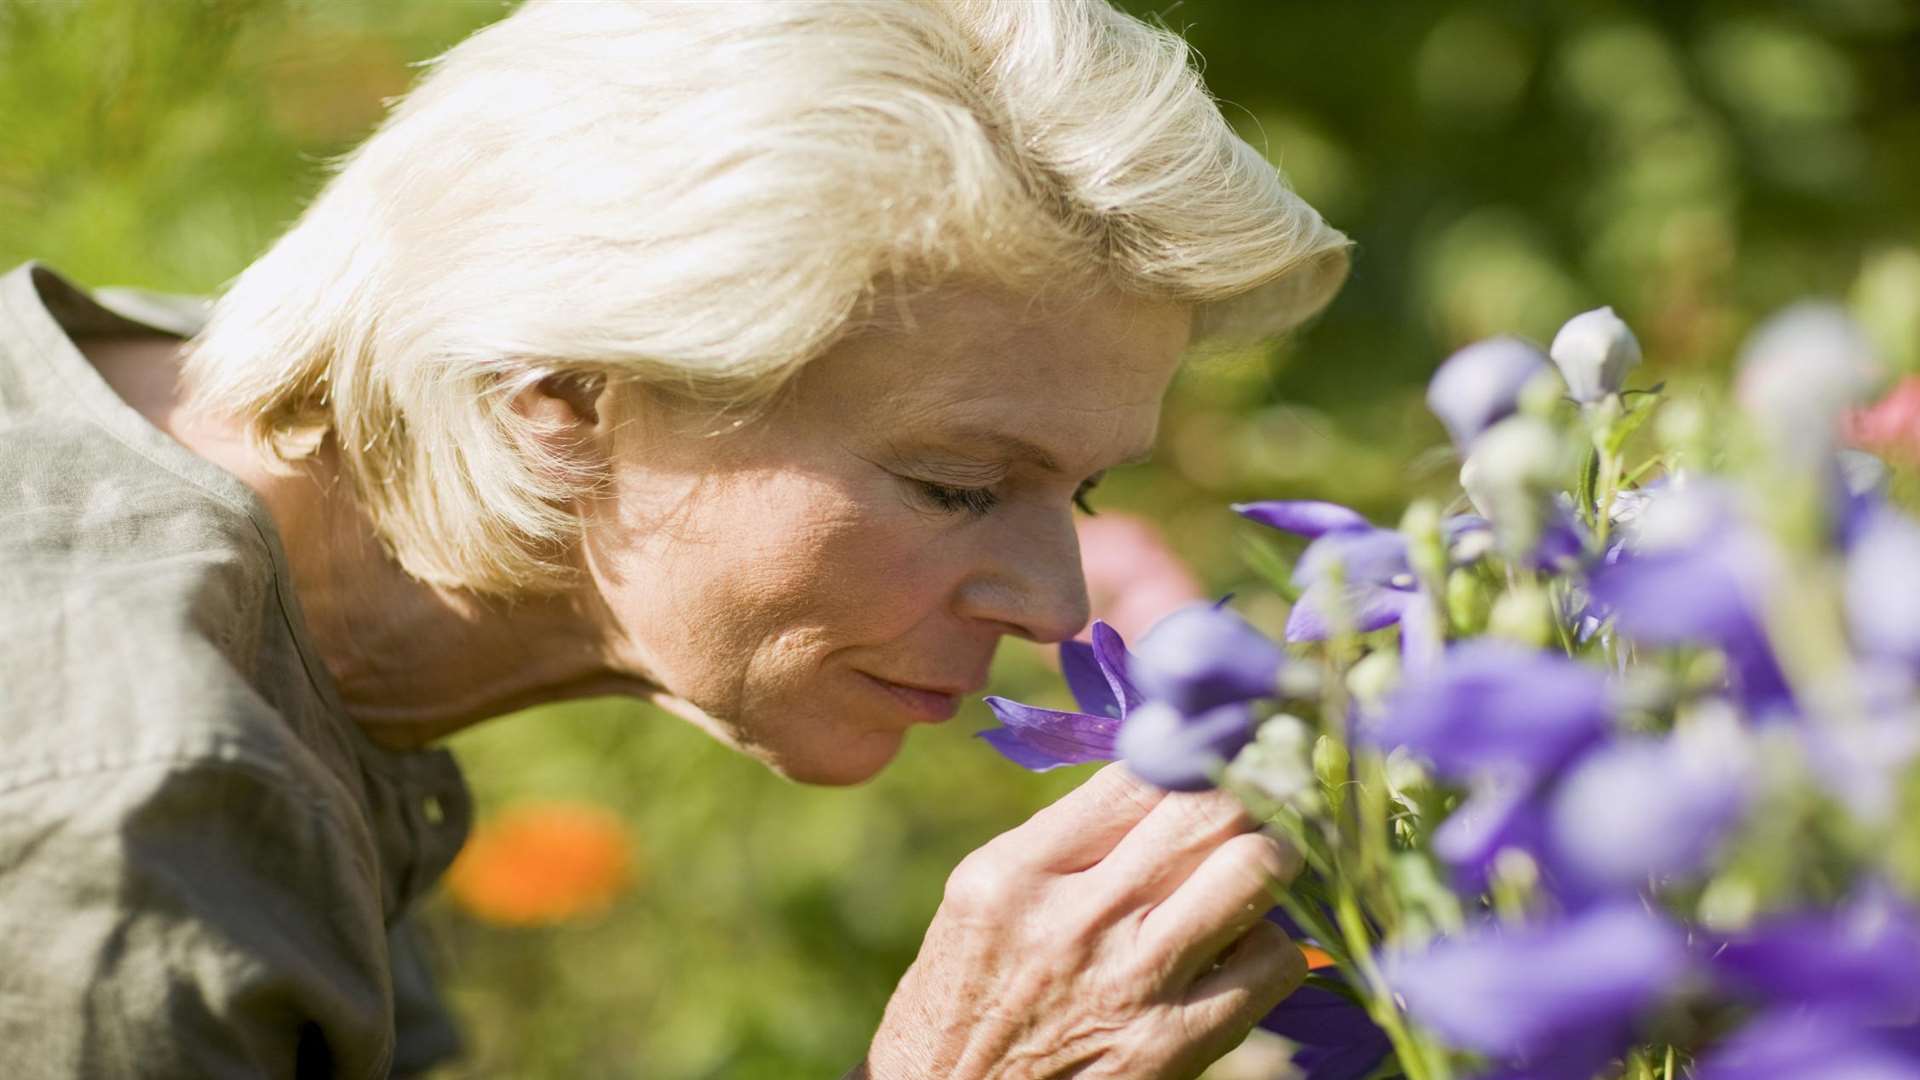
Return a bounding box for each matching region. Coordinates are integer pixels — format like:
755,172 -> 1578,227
1169,789 -> 1256,842
1225,832 -> 1300,893
943,848 -> 1022,913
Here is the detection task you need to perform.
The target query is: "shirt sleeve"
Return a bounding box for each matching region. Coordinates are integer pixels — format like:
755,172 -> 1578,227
0,753 -> 398,1080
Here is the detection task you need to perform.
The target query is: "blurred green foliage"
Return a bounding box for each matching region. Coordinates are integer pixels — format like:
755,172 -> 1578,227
4,0 -> 1917,1075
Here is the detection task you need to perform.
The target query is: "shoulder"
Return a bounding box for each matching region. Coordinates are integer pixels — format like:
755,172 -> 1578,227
0,749 -> 398,1078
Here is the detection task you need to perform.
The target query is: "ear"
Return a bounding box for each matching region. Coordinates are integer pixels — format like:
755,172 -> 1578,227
510,370 -> 607,434
508,371 -> 612,473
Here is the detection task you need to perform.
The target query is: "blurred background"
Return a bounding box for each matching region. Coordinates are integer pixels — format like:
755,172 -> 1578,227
4,0 -> 1917,1076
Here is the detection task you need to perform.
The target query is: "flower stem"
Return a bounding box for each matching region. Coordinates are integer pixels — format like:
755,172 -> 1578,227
1332,890 -> 1451,1080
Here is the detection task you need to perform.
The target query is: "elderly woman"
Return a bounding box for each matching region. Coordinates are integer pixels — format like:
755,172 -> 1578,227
0,1 -> 1348,1077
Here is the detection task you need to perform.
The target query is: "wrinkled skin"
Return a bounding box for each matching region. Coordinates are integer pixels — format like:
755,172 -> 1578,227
860,765 -> 1305,1079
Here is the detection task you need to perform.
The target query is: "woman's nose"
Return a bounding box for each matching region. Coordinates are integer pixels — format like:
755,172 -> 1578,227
952,509 -> 1091,644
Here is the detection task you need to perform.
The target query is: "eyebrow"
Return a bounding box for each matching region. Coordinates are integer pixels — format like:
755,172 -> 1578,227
930,427 -> 1155,475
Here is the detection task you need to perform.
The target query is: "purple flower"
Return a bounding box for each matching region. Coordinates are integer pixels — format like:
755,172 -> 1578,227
1237,500 -> 1491,644
1260,982 -> 1393,1080
977,622 -> 1135,771
1431,777 -> 1551,893
1129,602 -> 1285,714
1587,484 -> 1793,713
1695,1010 -> 1920,1080
1364,641 -> 1614,783
1385,904 -> 1689,1073
1112,700 -> 1253,792
1846,505 -> 1920,669
1427,337 -> 1557,448
1233,499 -> 1372,538
1708,889 -> 1920,1021
1547,720 -> 1753,897
1259,907 -> 1394,1080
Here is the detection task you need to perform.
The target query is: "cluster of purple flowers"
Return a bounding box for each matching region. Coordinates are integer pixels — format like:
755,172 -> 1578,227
978,304 -> 1920,1079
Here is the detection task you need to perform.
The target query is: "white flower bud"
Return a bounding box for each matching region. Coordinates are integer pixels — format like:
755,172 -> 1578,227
1459,415 -> 1573,554
1549,306 -> 1642,403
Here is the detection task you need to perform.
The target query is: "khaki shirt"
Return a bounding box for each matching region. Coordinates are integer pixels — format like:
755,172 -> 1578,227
0,263 -> 473,1078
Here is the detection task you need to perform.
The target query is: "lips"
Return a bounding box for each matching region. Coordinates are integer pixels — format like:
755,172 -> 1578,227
857,671 -> 978,723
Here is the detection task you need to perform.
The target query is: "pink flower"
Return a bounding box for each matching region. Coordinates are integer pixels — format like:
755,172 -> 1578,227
1848,375 -> 1920,462
1076,513 -> 1205,643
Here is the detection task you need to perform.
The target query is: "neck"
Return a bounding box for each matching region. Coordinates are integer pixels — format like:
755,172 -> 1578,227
88,336 -> 653,747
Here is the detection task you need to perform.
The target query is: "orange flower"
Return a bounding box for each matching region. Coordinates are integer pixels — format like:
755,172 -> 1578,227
445,801 -> 635,926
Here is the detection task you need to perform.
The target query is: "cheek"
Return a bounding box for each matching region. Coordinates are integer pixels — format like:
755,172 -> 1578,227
588,469 -> 965,700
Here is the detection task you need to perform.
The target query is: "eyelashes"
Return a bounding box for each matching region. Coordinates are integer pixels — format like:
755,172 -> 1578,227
915,481 -> 1001,516
910,477 -> 1101,518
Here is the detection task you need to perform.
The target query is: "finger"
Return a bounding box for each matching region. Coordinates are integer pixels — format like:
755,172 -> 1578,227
1087,787 -> 1257,904
1006,762 -> 1167,872
1140,830 -> 1301,984
1177,919 -> 1307,1049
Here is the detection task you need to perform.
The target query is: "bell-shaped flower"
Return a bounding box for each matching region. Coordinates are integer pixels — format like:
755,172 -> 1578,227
1707,887 -> 1920,1021
1735,303 -> 1881,461
1235,500 -> 1494,642
1260,980 -> 1393,1080
1547,715 -> 1754,898
1845,504 -> 1920,669
1800,663 -> 1920,823
1363,641 -> 1614,784
977,622 -> 1136,771
1431,776 -> 1552,894
1426,336 -> 1558,448
1695,1009 -> 1920,1080
1128,602 -> 1285,714
1459,415 -> 1581,564
1384,904 -> 1690,1076
1586,482 -> 1794,714
1113,700 -> 1255,792
1549,306 -> 1642,403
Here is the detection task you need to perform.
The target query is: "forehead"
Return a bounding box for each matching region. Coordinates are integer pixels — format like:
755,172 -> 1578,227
796,284 -> 1193,468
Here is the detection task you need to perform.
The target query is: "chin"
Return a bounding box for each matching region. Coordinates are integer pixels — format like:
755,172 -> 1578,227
758,727 -> 907,787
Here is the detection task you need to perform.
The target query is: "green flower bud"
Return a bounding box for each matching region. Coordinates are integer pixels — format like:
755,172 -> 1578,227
1446,568 -> 1491,636
1345,649 -> 1403,711
1312,733 -> 1351,814
1489,583 -> 1557,648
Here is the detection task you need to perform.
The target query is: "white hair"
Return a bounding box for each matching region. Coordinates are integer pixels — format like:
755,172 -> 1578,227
184,0 -> 1350,595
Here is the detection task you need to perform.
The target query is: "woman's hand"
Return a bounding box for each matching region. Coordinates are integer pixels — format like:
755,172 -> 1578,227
857,763 -> 1306,1079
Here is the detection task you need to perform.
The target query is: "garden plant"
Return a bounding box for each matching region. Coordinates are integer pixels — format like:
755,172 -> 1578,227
982,305 -> 1920,1080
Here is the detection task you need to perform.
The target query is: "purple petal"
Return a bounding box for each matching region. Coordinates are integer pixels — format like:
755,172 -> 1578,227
1131,603 -> 1284,713
1114,701 -> 1253,792
1846,506 -> 1920,669
1286,583 -> 1415,642
977,697 -> 1118,771
1293,528 -> 1411,589
1586,532 -> 1794,712
1708,889 -> 1920,1020
1696,1009 -> 1920,1080
1432,779 -> 1550,894
1059,640 -> 1120,719
1426,337 -> 1557,447
1385,904 -> 1688,1064
1548,727 -> 1752,896
1233,500 -> 1373,539
1397,591 -> 1444,678
1088,620 -> 1143,714
1364,641 -> 1613,782
1260,983 -> 1393,1080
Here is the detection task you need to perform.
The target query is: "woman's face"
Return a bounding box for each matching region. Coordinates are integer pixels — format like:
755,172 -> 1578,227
584,285 -> 1191,784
